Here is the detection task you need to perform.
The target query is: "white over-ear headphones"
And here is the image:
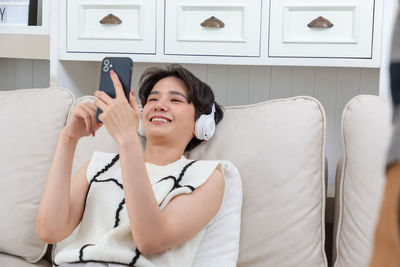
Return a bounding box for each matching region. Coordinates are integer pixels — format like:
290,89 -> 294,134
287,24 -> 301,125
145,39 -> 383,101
137,104 -> 216,140
195,104 -> 216,141
137,115 -> 145,137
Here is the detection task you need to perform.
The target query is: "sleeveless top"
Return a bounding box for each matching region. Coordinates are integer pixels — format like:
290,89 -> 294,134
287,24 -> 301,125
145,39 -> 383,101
53,151 -> 222,267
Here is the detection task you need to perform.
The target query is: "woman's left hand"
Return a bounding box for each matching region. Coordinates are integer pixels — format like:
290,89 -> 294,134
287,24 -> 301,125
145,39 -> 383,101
94,70 -> 141,146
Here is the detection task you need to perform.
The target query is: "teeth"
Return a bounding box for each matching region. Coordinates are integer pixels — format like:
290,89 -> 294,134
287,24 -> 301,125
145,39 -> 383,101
152,118 -> 168,123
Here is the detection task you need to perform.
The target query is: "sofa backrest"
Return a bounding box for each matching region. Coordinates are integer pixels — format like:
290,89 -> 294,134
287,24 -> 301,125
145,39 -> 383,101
188,96 -> 328,267
333,95 -> 392,267
56,95 -> 328,267
0,88 -> 74,264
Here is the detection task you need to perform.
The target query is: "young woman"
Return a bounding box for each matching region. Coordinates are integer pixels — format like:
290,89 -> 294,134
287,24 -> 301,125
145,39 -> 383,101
36,64 -> 226,267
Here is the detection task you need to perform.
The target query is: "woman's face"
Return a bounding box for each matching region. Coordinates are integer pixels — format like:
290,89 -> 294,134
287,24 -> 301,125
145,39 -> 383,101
142,76 -> 196,145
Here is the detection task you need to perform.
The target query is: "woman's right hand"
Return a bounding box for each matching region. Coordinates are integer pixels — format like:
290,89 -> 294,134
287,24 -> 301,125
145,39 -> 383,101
63,101 -> 103,140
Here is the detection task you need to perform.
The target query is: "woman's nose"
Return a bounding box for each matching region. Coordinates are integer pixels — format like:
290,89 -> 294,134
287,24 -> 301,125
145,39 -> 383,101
153,100 -> 168,111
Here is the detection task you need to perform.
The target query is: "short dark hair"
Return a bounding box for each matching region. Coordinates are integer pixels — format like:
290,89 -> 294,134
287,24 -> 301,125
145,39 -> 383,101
138,64 -> 224,151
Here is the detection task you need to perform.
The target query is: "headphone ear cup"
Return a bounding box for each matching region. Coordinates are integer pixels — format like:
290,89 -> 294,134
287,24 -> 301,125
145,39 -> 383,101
195,113 -> 216,141
195,116 -> 205,140
204,117 -> 215,140
195,104 -> 217,140
137,117 -> 145,137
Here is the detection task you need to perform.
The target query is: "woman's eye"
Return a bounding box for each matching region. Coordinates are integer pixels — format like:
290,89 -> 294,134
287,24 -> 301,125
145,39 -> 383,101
148,98 -> 157,102
171,99 -> 182,102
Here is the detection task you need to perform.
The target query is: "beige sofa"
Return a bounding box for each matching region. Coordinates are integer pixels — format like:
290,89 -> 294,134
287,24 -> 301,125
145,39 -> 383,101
333,95 -> 392,267
0,87 -> 329,266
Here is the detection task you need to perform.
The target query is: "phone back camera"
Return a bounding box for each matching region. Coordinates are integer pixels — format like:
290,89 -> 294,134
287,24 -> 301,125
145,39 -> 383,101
103,66 -> 109,72
104,59 -> 110,65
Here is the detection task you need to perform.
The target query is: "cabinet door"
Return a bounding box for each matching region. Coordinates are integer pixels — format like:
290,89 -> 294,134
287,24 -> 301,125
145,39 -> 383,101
67,0 -> 156,54
269,0 -> 375,58
165,0 -> 262,57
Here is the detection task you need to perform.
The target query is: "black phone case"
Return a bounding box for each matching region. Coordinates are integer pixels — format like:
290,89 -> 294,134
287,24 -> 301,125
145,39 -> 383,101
96,57 -> 133,123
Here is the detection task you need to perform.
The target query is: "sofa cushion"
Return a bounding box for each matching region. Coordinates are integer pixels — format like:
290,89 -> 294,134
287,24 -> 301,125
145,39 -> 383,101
192,160 -> 242,267
188,96 -> 327,267
0,253 -> 50,267
333,95 -> 392,267
0,88 -> 74,263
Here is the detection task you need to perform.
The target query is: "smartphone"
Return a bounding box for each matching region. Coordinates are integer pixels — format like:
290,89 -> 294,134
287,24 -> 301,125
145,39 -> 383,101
96,57 -> 133,123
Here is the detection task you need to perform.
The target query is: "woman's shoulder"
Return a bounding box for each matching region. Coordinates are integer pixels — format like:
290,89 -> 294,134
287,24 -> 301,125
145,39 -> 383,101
188,158 -> 237,171
180,158 -> 222,187
91,150 -> 119,158
185,159 -> 240,185
86,150 -> 119,180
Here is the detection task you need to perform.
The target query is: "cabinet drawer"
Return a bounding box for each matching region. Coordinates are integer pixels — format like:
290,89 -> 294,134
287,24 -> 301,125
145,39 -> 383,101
165,0 -> 261,57
67,0 -> 156,54
269,0 -> 375,58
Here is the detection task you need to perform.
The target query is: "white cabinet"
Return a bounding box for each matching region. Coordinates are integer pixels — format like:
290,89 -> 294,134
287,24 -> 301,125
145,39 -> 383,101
164,0 -> 261,57
66,0 -> 156,54
269,0 -> 375,58
57,0 -> 383,67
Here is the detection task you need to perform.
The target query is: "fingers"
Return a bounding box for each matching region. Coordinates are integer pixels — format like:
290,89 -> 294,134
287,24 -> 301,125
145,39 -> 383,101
74,104 -> 93,134
109,70 -> 127,102
129,88 -> 141,114
83,102 -> 102,134
77,102 -> 100,134
94,90 -> 112,107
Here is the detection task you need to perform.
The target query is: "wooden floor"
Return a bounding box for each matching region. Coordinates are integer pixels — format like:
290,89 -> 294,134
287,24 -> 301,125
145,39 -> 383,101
325,222 -> 333,267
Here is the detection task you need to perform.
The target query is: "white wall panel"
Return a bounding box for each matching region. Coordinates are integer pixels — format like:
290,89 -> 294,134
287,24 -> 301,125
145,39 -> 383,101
207,65 -> 229,106
248,66 -> 271,104
33,59 -> 51,88
227,65 -> 250,106
58,61 -> 99,97
361,68 -> 381,96
15,59 -> 33,89
181,64 -> 208,82
270,66 -> 293,99
0,58 -> 16,90
0,59 -> 49,90
292,67 -> 315,97
314,68 -> 340,196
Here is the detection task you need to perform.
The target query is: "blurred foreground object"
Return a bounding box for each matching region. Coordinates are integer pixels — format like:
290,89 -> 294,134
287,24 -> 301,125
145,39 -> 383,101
370,5 -> 400,267
369,164 -> 400,267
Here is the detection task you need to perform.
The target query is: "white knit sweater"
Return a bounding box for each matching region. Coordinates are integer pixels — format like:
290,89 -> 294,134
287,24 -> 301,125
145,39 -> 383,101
53,151 -> 222,267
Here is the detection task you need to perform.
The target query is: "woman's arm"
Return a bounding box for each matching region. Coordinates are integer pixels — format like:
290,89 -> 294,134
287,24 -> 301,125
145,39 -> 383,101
36,99 -> 101,244
36,129 -> 90,244
118,138 -> 225,255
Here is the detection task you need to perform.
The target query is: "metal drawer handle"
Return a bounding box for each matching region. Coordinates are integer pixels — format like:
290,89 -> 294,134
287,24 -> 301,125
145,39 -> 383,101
307,16 -> 333,28
100,13 -> 122,25
200,16 -> 225,28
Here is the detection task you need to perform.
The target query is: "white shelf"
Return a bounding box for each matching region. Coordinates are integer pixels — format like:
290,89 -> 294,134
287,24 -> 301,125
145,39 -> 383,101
0,0 -> 50,59
0,32 -> 50,59
0,24 -> 49,35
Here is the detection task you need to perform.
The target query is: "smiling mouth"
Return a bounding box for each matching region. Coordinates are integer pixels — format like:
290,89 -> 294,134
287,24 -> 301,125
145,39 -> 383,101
150,117 -> 171,124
